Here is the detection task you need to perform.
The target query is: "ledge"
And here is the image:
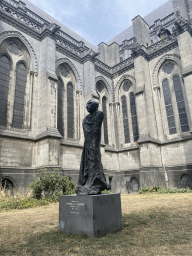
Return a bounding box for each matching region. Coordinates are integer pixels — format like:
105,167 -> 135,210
60,139 -> 83,148
137,135 -> 161,145
36,127 -> 62,140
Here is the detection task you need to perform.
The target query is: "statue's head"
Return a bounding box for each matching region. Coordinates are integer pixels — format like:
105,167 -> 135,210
86,99 -> 99,114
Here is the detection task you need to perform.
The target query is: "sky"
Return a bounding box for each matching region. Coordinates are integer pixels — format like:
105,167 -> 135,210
28,0 -> 170,46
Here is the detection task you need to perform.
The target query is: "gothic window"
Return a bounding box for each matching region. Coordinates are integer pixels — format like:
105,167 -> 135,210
121,96 -> 130,143
102,96 -> 109,144
162,78 -> 177,135
173,75 -> 189,132
67,83 -> 74,138
0,56 -> 10,126
12,63 -> 27,129
130,93 -> 139,142
57,78 -> 64,136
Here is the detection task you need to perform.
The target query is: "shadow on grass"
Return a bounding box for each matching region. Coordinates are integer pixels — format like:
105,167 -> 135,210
1,209 -> 192,256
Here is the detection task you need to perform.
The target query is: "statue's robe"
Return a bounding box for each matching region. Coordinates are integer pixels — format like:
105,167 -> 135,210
76,110 -> 109,195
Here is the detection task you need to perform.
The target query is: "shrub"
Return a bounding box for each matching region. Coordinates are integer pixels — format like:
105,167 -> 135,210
139,186 -> 192,194
29,167 -> 76,199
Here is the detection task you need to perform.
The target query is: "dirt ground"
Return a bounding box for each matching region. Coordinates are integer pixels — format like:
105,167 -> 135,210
1,193 -> 192,256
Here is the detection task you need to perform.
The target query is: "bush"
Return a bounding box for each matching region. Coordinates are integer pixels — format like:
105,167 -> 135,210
139,186 -> 192,194
29,167 -> 76,199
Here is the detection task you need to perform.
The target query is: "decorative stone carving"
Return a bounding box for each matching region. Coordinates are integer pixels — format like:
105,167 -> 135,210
152,54 -> 181,88
0,31 -> 38,72
56,58 -> 82,89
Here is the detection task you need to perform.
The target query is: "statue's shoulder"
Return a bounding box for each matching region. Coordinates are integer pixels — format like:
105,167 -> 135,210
96,110 -> 104,117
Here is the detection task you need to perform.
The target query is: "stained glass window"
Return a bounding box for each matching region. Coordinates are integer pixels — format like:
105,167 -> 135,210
121,96 -> 130,143
0,56 -> 10,126
67,83 -> 74,138
96,81 -> 104,93
57,78 -> 64,136
163,62 -> 175,74
12,63 -> 27,129
123,80 -> 132,92
102,96 -> 109,144
130,93 -> 139,142
173,75 -> 189,132
162,79 -> 176,134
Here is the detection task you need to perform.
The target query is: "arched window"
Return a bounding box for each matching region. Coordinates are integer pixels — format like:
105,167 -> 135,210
67,83 -> 74,138
130,178 -> 139,192
57,78 -> 64,136
130,93 -> 139,142
180,174 -> 192,189
102,96 -> 108,144
162,78 -> 177,135
173,75 -> 189,132
121,96 -> 130,143
1,178 -> 14,195
0,56 -> 10,127
12,63 -> 27,129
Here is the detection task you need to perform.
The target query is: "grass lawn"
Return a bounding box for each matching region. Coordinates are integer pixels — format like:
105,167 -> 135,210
0,193 -> 192,255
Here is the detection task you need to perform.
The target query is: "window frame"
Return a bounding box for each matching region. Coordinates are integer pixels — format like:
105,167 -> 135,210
159,62 -> 190,137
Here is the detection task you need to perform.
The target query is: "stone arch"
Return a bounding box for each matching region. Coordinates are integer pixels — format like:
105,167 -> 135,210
129,176 -> 140,193
0,31 -> 38,72
56,58 -> 82,89
0,176 -> 16,195
115,74 -> 136,102
95,75 -> 112,101
152,54 -> 181,88
180,173 -> 192,189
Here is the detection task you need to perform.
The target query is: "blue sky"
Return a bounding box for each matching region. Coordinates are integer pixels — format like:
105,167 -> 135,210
29,0 -> 169,46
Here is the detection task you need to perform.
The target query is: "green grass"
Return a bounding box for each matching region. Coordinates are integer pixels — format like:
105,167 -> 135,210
139,186 -> 192,194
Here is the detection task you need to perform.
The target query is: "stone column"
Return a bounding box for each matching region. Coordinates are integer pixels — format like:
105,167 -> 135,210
177,31 -> 192,128
7,65 -> 16,128
38,36 -> 58,133
171,0 -> 189,20
153,86 -> 165,140
83,60 -> 95,100
134,56 -> 158,139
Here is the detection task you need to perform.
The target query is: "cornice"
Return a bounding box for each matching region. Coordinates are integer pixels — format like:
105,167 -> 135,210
0,0 -> 191,78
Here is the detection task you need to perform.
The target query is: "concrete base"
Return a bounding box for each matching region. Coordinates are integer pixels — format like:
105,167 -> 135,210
59,193 -> 122,237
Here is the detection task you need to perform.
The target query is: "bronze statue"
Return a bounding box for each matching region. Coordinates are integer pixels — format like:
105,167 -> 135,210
76,99 -> 111,195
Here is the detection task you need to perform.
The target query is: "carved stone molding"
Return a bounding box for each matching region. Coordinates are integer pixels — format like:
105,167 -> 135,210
152,54 -> 181,88
56,58 -> 82,89
135,84 -> 145,96
0,30 -> 38,71
115,74 -> 136,101
95,75 -> 112,101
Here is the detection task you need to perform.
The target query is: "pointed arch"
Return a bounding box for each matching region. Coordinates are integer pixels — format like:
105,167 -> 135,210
56,58 -> 82,89
152,54 -> 181,88
115,75 -> 136,102
0,31 -> 38,72
95,76 -> 112,101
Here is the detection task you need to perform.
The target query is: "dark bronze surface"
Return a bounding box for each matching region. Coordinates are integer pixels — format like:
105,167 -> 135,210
76,99 -> 111,195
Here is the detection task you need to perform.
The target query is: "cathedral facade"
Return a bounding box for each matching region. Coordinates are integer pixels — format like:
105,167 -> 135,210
1,0 -> 192,194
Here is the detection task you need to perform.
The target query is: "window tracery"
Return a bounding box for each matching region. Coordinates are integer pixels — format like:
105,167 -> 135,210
0,56 -> 10,127
67,83 -> 74,139
57,78 -> 64,136
0,37 -> 32,130
159,60 -> 190,135
118,79 -> 139,145
102,96 -> 109,145
56,62 -> 77,140
12,62 -> 27,129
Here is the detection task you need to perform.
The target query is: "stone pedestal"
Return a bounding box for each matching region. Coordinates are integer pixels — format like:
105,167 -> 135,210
59,193 -> 122,237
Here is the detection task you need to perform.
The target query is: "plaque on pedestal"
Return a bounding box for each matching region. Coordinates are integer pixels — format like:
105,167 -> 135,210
59,193 -> 122,237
